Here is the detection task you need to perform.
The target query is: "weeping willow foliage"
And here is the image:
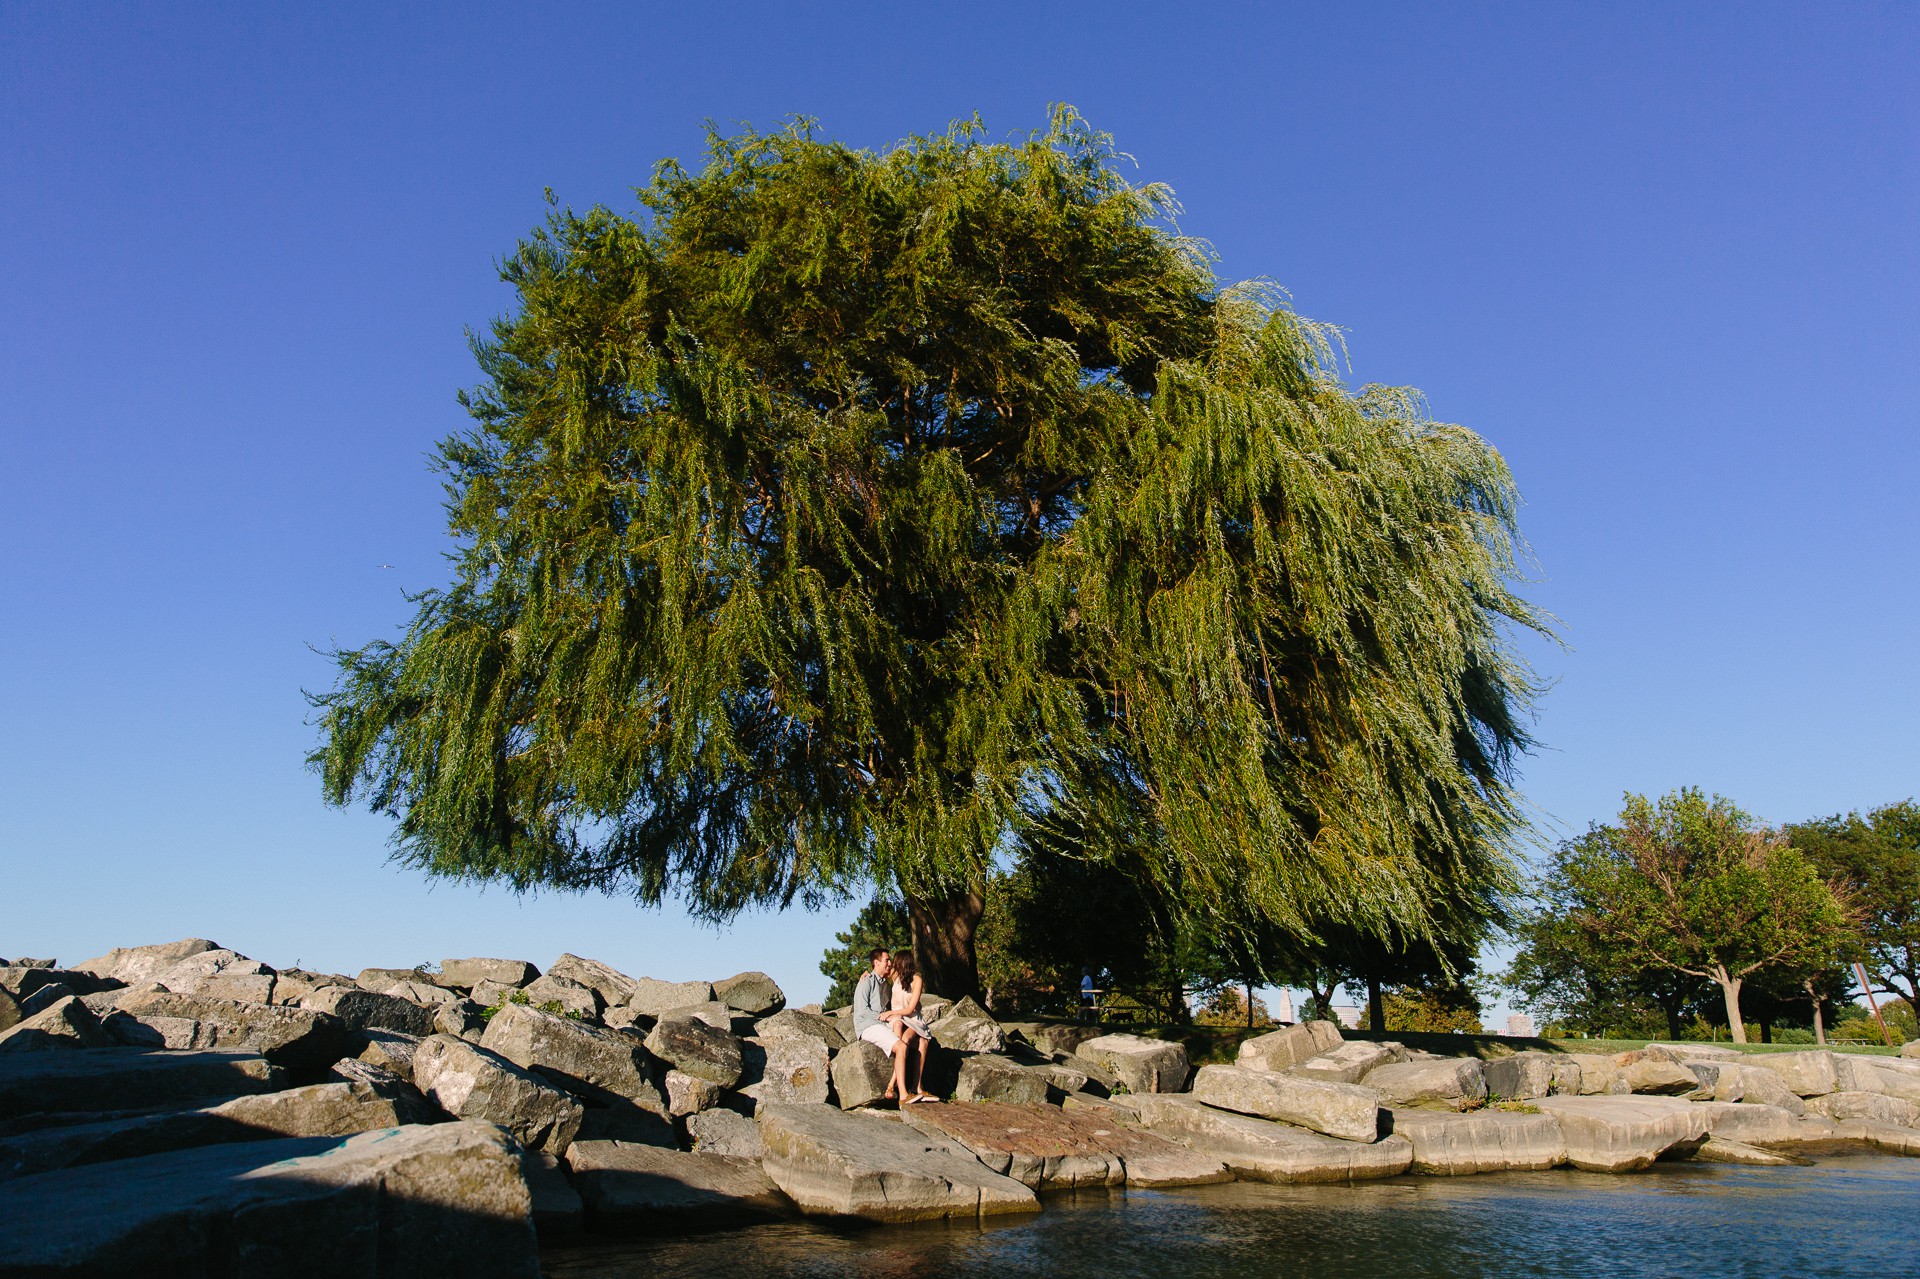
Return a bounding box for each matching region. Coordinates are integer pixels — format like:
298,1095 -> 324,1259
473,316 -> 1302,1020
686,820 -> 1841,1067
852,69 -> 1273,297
311,108 -> 1547,955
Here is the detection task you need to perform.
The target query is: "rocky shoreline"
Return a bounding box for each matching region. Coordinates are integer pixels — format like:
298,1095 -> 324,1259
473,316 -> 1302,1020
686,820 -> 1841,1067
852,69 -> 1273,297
3,939 -> 1917,1277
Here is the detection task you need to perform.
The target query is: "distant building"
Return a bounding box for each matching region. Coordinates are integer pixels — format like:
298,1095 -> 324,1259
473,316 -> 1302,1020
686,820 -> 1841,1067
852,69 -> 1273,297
1332,1005 -> 1362,1030
1505,1013 -> 1536,1038
1274,990 -> 1295,1023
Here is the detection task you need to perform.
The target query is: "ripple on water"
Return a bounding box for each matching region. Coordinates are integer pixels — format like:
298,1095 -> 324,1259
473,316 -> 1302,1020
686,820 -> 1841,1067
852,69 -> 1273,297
540,1156 -> 1920,1279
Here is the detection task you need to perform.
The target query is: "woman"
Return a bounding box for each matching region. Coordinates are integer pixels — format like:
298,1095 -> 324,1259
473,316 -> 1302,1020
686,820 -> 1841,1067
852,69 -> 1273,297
888,950 -> 938,1103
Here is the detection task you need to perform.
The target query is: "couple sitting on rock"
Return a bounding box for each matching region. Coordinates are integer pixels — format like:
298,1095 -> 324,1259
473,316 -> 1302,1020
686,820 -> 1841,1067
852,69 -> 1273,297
853,947 -> 937,1104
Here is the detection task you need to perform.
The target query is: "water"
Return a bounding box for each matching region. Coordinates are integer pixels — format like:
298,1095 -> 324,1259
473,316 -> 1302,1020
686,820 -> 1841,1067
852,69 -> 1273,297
542,1156 -> 1920,1278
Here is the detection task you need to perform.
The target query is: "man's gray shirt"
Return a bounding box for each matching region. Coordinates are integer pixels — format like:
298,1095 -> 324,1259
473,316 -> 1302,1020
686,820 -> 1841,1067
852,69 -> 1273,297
852,970 -> 890,1036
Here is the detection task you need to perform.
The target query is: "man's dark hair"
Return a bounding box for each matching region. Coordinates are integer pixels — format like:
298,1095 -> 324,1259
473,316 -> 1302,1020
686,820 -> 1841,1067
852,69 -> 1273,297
869,947 -> 890,964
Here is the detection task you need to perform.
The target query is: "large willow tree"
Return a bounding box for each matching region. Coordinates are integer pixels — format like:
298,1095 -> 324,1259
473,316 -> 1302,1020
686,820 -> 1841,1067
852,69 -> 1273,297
313,109 -> 1546,999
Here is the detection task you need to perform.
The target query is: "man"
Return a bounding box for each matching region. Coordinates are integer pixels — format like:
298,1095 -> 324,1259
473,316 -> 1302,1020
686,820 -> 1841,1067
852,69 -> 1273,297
853,947 -> 923,1102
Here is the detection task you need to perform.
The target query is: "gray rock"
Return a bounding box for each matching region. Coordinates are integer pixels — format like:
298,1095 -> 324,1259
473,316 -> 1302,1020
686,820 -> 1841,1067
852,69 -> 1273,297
100,1010 -> 214,1049
1696,1136 -> 1810,1166
1190,1064 -> 1382,1143
714,971 -> 786,1016
71,938 -> 221,986
154,950 -> 271,996
600,1003 -> 651,1033
482,1002 -> 666,1112
17,983 -> 77,1018
1129,1094 -> 1413,1183
1481,1052 -> 1564,1100
642,1014 -> 744,1088
1619,1054 -> 1700,1096
355,1021 -> 426,1083
434,999 -> 490,1041
955,1055 -> 1051,1106
574,1100 -> 677,1147
1035,1058 -> 1095,1098
755,1008 -> 848,1050
1236,1023 -> 1329,1073
0,987 -> 18,1035
545,954 -> 642,1009
0,995 -> 111,1053
521,973 -> 601,1018
901,1099 -> 1124,1189
1022,1023 -> 1104,1058
1805,1090 -> 1920,1127
1562,1052 -> 1628,1095
1903,1040 -> 1920,1059
656,1000 -> 735,1030
1748,1050 -> 1841,1098
1836,1054 -> 1920,1103
1533,1095 -> 1709,1172
1363,1058 -> 1488,1111
1689,1101 -> 1805,1145
300,985 -> 438,1037
1686,1061 -> 1807,1114
626,977 -> 716,1018
413,1033 -> 584,1154
198,973 -> 277,1004
1292,1040 -> 1408,1086
830,1038 -> 893,1109
739,1034 -> 832,1107
387,980 -> 460,1008
440,958 -> 539,989
665,1069 -> 725,1116
933,1014 -> 1008,1054
1075,1033 -> 1190,1094
0,1048 -> 282,1119
470,979 -> 521,1010
565,1140 -> 793,1232
356,967 -> 432,992
519,1148 -> 584,1235
112,990 -> 348,1069
757,1102 -> 1039,1221
685,1107 -> 765,1157
1645,1042 -> 1741,1062
0,1121 -> 540,1277
1386,1108 -> 1568,1174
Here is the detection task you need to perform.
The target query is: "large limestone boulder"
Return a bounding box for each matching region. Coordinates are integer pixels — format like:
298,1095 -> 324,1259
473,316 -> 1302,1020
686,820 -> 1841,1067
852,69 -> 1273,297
714,971 -> 786,1017
1748,1050 -> 1840,1098
413,1034 -> 584,1154
440,958 -> 538,989
483,1003 -> 666,1111
1644,1042 -> 1740,1063
520,973 -> 600,1019
0,995 -> 112,1053
545,954 -> 642,1009
932,1007 -> 1009,1054
519,1148 -> 584,1235
738,1034 -> 832,1107
71,938 -> 221,986
1563,1053 -> 1630,1095
829,1038 -> 892,1109
1685,1061 -> 1807,1114
1482,1051 -> 1580,1100
1023,1023 -> 1103,1058
665,1069 -> 725,1116
1805,1090 -> 1920,1127
757,1103 -> 1039,1221
686,1108 -> 765,1158
153,950 -> 271,997
1236,1021 -> 1342,1073
1533,1095 -> 1709,1172
0,1122 -> 540,1277
1619,1054 -> 1700,1096
1075,1033 -> 1190,1094
1291,1040 -> 1407,1086
755,1008 -> 848,1050
955,1054 -> 1051,1106
642,1014 -> 743,1088
1836,1054 -> 1920,1103
0,1048 -> 281,1120
626,977 -> 716,1019
1689,1101 -> 1805,1145
356,1029 -> 423,1081
1129,1094 -> 1412,1183
564,1140 -> 793,1232
1363,1057 -> 1488,1111
1386,1107 -> 1568,1174
0,987 -> 19,1035
0,1075 -> 440,1182
112,990 -> 348,1069
900,1099 -> 1123,1189
656,1000 -> 737,1031
1902,1040 -> 1920,1059
1190,1064 -> 1381,1142
300,986 -> 438,1037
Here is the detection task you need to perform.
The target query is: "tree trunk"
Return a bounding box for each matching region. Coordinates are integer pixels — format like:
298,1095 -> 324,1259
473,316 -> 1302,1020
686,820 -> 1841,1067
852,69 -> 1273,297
1758,1018 -> 1772,1044
1661,997 -> 1684,1040
906,889 -> 984,1004
1807,980 -> 1825,1046
1245,981 -> 1255,1030
1367,974 -> 1384,1033
1714,967 -> 1747,1045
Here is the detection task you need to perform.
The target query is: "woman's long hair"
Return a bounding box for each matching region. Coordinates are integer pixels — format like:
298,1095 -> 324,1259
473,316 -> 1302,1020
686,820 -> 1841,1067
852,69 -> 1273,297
891,950 -> 918,985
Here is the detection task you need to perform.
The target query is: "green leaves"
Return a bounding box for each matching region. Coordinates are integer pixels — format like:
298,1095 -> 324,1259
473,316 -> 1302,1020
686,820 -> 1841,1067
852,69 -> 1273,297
310,110 -> 1545,956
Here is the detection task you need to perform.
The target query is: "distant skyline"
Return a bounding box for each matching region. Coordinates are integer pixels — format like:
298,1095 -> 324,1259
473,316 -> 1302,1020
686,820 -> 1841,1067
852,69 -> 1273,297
3,4 -> 1915,1020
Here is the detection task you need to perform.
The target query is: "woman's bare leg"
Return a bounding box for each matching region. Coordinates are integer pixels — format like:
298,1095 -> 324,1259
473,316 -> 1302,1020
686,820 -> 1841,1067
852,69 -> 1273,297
913,1035 -> 933,1097
889,1026 -> 914,1101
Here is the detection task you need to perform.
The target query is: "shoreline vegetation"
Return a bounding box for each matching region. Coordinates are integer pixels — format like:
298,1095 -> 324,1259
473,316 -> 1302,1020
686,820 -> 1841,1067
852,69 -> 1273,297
5,939 -> 1919,1278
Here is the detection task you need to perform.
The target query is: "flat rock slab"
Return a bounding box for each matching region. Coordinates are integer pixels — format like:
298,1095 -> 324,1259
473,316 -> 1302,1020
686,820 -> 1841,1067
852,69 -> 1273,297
627,978 -> 716,1019
72,938 -> 221,987
955,1055 -> 1051,1106
1191,1064 -> 1381,1143
112,991 -> 348,1069
1386,1108 -> 1568,1175
0,1121 -> 539,1277
440,958 -> 539,989
1235,1022 -> 1342,1073
1363,1058 -> 1487,1111
1807,1091 -> 1920,1127
1695,1136 -> 1807,1166
1291,1040 -> 1406,1086
900,1101 -> 1124,1189
685,1108 -> 764,1158
1129,1095 -> 1412,1184
1747,1051 -> 1840,1098
545,955 -> 641,1010
300,986 -> 438,1038
1686,1062 -> 1807,1114
714,971 -> 786,1017
1075,1033 -> 1190,1094
1690,1101 -> 1804,1146
757,1103 -> 1039,1221
0,1048 -> 281,1119
564,1139 -> 792,1233
1534,1096 -> 1708,1172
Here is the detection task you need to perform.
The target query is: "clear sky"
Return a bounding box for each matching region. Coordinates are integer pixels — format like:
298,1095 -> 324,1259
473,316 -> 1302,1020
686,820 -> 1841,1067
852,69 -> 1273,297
3,4 -> 1915,1017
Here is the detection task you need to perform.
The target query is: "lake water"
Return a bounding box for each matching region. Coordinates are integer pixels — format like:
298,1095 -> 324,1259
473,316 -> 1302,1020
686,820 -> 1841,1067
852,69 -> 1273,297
541,1155 -> 1920,1278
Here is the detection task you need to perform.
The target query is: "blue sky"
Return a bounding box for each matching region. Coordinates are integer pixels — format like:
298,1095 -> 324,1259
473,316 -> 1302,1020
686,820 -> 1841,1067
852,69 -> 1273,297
3,4 -> 1915,1017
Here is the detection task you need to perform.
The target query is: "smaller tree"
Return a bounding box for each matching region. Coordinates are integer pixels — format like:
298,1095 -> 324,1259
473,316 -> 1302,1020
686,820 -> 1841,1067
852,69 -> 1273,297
819,897 -> 909,1008
1786,800 -> 1920,1013
1566,789 -> 1851,1044
1362,981 -> 1484,1034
